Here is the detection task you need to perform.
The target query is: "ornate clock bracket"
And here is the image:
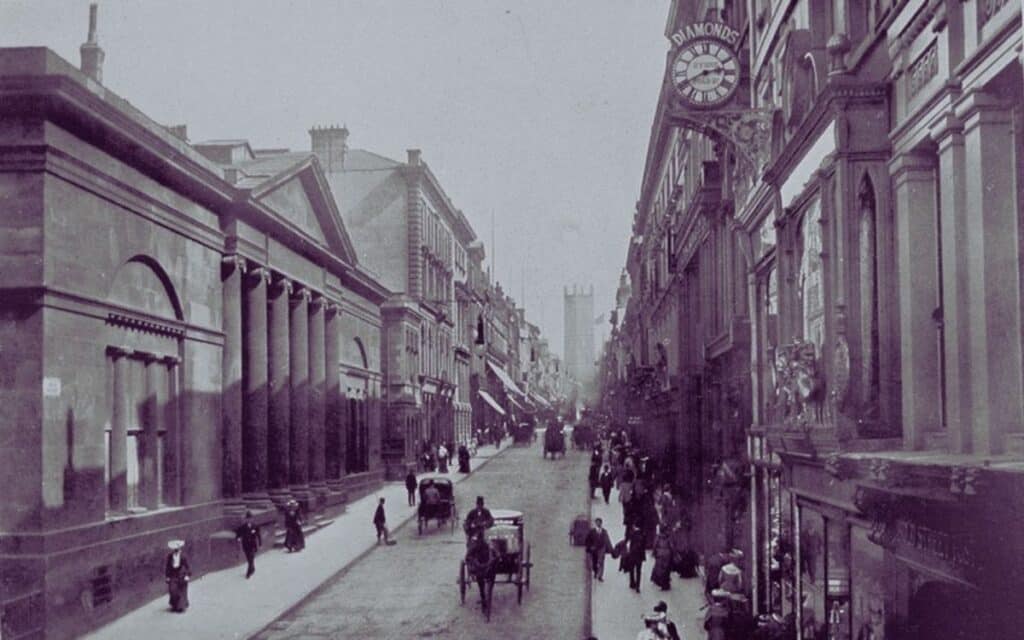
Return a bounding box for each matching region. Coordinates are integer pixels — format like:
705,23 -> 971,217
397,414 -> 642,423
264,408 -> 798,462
665,93 -> 776,173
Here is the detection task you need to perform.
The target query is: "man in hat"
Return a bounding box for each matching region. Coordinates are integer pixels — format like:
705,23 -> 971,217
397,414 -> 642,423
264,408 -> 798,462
405,468 -> 417,506
653,601 -> 681,640
235,511 -> 262,579
373,497 -> 394,545
463,496 -> 494,540
584,517 -> 613,581
164,540 -> 190,612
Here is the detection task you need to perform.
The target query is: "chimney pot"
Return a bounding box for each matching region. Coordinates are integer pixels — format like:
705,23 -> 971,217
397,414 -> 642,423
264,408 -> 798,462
309,124 -> 349,174
407,149 -> 422,166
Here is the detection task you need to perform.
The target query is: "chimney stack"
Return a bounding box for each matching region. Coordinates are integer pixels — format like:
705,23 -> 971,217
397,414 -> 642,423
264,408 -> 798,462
309,124 -> 349,173
407,149 -> 422,166
80,3 -> 105,83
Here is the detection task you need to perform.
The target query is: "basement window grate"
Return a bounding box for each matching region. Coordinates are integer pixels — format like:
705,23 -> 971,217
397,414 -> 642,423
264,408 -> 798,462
90,565 -> 113,607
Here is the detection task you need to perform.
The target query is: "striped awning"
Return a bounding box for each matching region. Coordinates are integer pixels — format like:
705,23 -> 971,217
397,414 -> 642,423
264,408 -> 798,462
478,389 -> 506,416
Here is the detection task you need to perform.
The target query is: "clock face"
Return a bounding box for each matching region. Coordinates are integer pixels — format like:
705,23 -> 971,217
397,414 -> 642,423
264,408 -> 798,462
671,38 -> 740,108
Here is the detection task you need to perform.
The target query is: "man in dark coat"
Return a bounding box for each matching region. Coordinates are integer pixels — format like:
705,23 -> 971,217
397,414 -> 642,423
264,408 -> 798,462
599,464 -> 615,504
588,461 -> 601,499
373,497 -> 394,545
234,511 -> 262,579
463,496 -> 494,540
405,469 -> 417,506
584,517 -> 614,581
620,524 -> 646,593
164,540 -> 190,612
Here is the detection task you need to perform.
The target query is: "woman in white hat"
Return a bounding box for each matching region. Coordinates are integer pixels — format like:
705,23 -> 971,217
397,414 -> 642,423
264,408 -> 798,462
636,611 -> 669,639
164,540 -> 190,613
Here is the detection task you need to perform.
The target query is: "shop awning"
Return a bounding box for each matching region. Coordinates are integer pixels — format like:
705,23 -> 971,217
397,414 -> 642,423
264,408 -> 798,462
530,391 -> 552,409
478,390 -> 506,416
486,361 -> 526,397
507,393 -> 530,413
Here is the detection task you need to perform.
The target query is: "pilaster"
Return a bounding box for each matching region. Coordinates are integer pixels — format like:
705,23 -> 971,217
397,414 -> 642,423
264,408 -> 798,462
957,91 -> 1024,454
889,151 -> 941,450
107,346 -> 131,512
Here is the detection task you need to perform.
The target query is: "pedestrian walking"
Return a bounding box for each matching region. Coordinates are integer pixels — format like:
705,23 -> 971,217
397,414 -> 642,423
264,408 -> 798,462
164,540 -> 190,613
651,527 -> 674,591
438,443 -> 449,473
589,461 -> 601,499
405,469 -> 417,506
619,524 -> 646,593
599,464 -> 614,504
373,497 -> 395,545
234,511 -> 262,579
584,517 -> 613,581
283,500 -> 305,552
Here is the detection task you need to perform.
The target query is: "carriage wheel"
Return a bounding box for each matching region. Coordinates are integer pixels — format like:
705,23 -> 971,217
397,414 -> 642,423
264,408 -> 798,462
524,543 -> 532,591
450,506 -> 458,533
458,561 -> 467,604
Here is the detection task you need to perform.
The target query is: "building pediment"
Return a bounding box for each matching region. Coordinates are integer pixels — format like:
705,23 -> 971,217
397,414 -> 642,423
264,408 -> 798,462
246,156 -> 358,266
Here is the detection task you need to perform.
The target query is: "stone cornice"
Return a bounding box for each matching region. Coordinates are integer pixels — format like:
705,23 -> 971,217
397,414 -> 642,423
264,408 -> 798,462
0,72 -> 235,212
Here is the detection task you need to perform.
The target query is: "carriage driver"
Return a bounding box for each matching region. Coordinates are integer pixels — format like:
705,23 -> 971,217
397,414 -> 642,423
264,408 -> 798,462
463,496 -> 495,539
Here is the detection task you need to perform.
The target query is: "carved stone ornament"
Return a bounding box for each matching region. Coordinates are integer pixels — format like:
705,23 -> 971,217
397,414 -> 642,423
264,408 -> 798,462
831,334 -> 851,406
665,94 -> 776,172
772,339 -> 826,426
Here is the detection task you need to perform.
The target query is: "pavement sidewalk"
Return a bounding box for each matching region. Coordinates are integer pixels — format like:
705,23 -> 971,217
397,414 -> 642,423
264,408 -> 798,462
86,442 -> 511,640
589,486 -> 707,640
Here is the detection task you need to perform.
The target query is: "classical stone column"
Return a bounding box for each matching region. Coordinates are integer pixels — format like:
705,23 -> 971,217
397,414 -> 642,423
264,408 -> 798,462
958,92 -> 1024,455
931,115 -> 973,454
242,267 -> 270,505
289,285 -> 311,504
325,303 -> 344,488
107,346 -> 131,512
161,355 -> 181,506
889,151 -> 941,450
140,353 -> 162,509
308,295 -> 328,502
268,275 -> 292,505
221,255 -> 245,508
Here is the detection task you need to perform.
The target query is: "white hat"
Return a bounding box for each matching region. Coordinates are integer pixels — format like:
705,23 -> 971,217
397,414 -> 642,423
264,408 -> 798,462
711,588 -> 731,599
722,564 -> 742,575
167,539 -> 184,550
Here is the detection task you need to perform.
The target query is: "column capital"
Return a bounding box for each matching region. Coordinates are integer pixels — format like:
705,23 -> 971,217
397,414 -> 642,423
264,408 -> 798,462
138,351 -> 160,364
928,113 -> 964,148
245,266 -> 271,285
106,345 -> 133,358
221,254 -> 247,275
269,274 -> 292,297
308,293 -> 328,311
954,89 -> 1013,129
161,354 -> 182,366
888,150 -> 936,185
290,285 -> 312,304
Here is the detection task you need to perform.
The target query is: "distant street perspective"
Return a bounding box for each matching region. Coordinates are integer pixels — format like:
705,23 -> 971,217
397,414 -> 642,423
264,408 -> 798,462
253,441 -> 589,640
3,0 -> 1024,639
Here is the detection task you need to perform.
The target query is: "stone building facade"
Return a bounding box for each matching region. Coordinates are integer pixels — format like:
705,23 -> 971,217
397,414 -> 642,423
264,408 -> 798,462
605,1 -> 1024,638
0,46 -> 389,639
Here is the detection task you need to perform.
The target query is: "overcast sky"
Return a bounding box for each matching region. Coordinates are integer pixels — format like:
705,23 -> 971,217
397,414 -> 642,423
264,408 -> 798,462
3,0 -> 670,356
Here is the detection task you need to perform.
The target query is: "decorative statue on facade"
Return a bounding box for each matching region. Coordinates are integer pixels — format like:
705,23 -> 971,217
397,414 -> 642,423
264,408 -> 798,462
773,340 -> 826,425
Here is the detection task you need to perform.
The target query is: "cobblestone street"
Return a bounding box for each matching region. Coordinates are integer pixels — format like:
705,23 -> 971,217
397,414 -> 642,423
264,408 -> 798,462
252,441 -> 590,640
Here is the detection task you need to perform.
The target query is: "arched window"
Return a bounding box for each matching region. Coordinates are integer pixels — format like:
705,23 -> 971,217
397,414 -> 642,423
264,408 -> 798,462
858,175 -> 880,409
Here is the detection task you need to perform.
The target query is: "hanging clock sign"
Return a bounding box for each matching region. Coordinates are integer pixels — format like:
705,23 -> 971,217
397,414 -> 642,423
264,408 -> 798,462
669,21 -> 742,109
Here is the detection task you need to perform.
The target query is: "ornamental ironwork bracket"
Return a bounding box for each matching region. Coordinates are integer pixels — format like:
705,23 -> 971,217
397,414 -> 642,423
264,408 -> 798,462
664,96 -> 777,173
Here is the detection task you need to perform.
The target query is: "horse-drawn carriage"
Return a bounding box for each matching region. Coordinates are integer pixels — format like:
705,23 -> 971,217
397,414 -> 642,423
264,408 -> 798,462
458,509 -> 532,621
512,421 -> 535,446
543,424 -> 566,459
417,477 -> 457,534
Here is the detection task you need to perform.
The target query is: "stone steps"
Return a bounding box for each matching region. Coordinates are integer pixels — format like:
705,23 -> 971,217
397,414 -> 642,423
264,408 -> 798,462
273,514 -> 335,548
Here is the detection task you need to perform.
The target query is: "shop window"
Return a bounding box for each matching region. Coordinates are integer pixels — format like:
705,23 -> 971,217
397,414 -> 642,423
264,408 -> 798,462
796,197 -> 825,352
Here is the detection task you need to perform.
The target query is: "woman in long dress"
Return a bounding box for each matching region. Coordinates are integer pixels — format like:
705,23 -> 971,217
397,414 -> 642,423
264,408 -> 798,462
650,529 -> 673,590
164,541 -> 190,613
284,501 -> 305,552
